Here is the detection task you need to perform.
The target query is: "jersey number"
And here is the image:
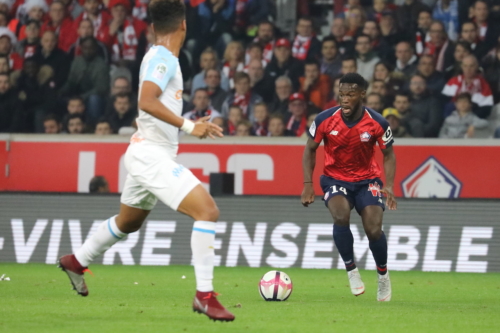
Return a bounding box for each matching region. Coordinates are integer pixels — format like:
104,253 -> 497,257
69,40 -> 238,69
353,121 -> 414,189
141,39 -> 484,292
330,185 -> 347,195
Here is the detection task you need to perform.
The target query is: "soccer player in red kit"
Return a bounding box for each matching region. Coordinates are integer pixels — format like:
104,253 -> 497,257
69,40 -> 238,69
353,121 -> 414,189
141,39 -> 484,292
301,73 -> 397,302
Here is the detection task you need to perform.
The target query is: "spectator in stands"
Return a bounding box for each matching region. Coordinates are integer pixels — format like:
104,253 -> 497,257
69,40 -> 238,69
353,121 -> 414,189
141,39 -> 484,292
415,9 -> 432,56
445,41 -> 472,80
0,55 -> 8,73
406,74 -> 443,137
394,41 -> 417,79
221,41 -> 245,89
184,88 -> 222,121
104,75 -> 136,115
13,57 -> 58,132
268,114 -> 290,137
32,30 -> 70,88
0,12 -> 7,28
379,12 -> 404,58
41,1 -> 76,52
73,0 -> 111,46
341,56 -> 357,74
245,42 -> 265,68
0,72 -> 22,132
483,45 -> 500,103
253,21 -> 275,64
107,0 -> 147,64
366,92 -> 384,113
43,114 -> 62,133
415,54 -> 446,95
0,27 -> 22,71
362,19 -> 391,61
442,54 -> 493,118
367,0 -> 396,21
330,17 -> 354,56
8,0 -> 48,40
60,36 -> 109,123
356,34 -> 380,81
227,105 -> 243,135
204,68 -> 229,112
269,75 -> 292,116
372,61 -> 404,101
192,0 -> 234,62
67,96 -> 85,115
66,113 -> 85,134
265,38 -> 303,91
68,18 -> 109,62
346,6 -> 366,38
221,72 -> 262,122
252,102 -> 269,136
439,92 -> 489,138
470,0 -> 499,60
370,79 -> 388,98
94,118 -> 112,135
393,91 -> 411,118
235,120 -> 252,136
106,92 -> 135,133
191,48 -> 229,96
424,20 -> 454,72
395,0 -> 430,35
459,22 -> 481,57
89,175 -> 109,193
16,19 -> 40,59
432,0 -> 459,41
247,58 -> 273,103
382,107 -> 411,137
324,75 -> 341,109
285,92 -> 308,137
292,16 -> 321,62
299,60 -> 332,109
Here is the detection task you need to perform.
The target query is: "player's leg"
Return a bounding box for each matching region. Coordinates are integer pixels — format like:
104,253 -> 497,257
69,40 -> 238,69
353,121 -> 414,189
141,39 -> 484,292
176,185 -> 235,321
59,174 -> 154,296
323,182 -> 365,296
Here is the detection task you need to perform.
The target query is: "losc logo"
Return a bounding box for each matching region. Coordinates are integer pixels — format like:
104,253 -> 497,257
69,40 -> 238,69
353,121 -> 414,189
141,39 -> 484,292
401,156 -> 462,198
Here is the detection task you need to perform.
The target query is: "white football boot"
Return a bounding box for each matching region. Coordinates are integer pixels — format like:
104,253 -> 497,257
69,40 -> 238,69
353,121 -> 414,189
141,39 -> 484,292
347,268 -> 365,296
377,271 -> 392,302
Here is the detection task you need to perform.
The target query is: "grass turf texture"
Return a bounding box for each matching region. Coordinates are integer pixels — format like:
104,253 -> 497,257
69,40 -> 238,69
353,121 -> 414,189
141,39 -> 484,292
0,264 -> 499,333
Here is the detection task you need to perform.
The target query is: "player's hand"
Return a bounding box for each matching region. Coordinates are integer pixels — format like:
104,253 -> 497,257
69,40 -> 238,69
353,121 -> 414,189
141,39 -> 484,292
192,116 -> 224,139
380,187 -> 397,210
301,183 -> 315,207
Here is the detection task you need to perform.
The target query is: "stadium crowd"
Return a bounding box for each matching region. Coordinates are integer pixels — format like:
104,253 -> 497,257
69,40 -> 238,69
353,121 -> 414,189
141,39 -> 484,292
1,0 -> 500,138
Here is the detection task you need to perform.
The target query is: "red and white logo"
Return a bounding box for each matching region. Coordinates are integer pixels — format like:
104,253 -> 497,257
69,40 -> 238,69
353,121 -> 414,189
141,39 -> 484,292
401,157 -> 462,198
360,132 -> 371,142
368,182 -> 381,197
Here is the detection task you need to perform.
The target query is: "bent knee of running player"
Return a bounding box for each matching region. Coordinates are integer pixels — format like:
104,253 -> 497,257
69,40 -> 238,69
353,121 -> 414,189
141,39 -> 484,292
360,206 -> 384,241
177,185 -> 220,222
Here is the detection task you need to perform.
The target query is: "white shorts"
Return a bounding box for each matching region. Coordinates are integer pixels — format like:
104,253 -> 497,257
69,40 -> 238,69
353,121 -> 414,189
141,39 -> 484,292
120,142 -> 200,211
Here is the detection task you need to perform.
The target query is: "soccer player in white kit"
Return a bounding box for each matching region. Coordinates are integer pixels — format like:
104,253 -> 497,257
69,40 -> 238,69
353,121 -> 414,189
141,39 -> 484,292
58,0 -> 235,322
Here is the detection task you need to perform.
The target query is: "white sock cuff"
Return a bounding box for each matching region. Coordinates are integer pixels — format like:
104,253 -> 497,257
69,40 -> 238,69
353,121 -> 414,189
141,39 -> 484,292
107,216 -> 127,239
193,221 -> 216,234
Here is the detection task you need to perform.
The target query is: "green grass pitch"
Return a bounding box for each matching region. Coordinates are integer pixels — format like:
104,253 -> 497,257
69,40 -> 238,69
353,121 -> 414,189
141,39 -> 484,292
1,264 -> 499,333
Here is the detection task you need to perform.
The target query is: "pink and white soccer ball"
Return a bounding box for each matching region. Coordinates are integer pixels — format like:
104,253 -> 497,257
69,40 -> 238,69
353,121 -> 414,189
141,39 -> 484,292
259,270 -> 293,301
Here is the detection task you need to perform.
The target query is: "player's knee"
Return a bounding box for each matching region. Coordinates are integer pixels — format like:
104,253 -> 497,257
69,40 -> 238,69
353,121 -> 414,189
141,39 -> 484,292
332,215 -> 350,227
197,204 -> 220,222
365,226 -> 382,241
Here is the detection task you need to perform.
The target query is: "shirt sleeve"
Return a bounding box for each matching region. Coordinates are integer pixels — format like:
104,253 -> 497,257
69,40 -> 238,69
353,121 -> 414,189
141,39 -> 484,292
307,114 -> 325,143
143,56 -> 178,92
376,119 -> 394,149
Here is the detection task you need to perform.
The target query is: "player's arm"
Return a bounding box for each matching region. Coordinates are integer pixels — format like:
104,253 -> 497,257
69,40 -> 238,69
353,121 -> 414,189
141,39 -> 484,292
139,81 -> 223,139
380,146 -> 397,210
301,138 -> 320,207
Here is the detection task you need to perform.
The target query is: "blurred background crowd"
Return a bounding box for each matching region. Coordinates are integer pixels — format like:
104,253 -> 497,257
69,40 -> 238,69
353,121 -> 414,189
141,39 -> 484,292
1,0 -> 500,138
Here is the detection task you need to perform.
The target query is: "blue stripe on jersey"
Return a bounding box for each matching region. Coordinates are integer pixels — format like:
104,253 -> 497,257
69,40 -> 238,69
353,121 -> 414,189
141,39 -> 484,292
365,107 -> 390,132
307,106 -> 341,140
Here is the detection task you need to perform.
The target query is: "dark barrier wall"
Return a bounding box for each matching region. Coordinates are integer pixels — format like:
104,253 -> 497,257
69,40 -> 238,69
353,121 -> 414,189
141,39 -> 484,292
0,194 -> 499,272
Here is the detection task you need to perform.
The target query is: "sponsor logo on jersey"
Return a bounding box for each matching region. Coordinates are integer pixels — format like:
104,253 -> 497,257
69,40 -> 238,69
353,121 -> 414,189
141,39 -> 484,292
330,130 -> 338,135
153,63 -> 167,80
360,132 -> 371,142
175,90 -> 183,100
309,121 -> 316,137
401,157 -> 462,198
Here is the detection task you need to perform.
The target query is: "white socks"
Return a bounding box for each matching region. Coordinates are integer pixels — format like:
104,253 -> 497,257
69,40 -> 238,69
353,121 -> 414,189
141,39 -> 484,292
75,216 -> 127,267
191,221 -> 216,292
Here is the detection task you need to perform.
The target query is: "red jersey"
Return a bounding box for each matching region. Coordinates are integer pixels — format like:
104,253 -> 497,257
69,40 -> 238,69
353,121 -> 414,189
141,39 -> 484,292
308,106 -> 394,182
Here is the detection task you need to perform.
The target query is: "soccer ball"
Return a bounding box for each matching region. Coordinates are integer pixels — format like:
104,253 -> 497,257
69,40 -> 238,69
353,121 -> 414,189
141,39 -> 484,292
258,270 -> 293,301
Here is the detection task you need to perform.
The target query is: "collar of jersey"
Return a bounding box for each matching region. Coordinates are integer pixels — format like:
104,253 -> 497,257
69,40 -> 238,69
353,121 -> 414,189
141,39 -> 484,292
341,108 -> 367,128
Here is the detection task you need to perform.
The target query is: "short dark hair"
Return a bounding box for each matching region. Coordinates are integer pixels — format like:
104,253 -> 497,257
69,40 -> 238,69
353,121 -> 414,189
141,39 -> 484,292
304,60 -> 319,69
68,96 -> 84,104
65,113 -> 84,127
148,0 -> 185,34
80,36 -> 98,47
342,56 -> 356,64
204,68 -> 220,79
43,114 -> 60,123
367,92 -> 382,100
418,9 -> 432,17
193,88 -> 209,96
322,35 -> 337,46
456,92 -> 472,103
269,113 -> 285,122
89,176 -> 108,193
339,73 -> 368,90
356,34 -> 372,43
233,71 -> 250,84
247,42 -> 263,52
395,91 -> 410,100
95,117 -> 110,126
461,21 -> 478,30
455,41 -> 473,53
